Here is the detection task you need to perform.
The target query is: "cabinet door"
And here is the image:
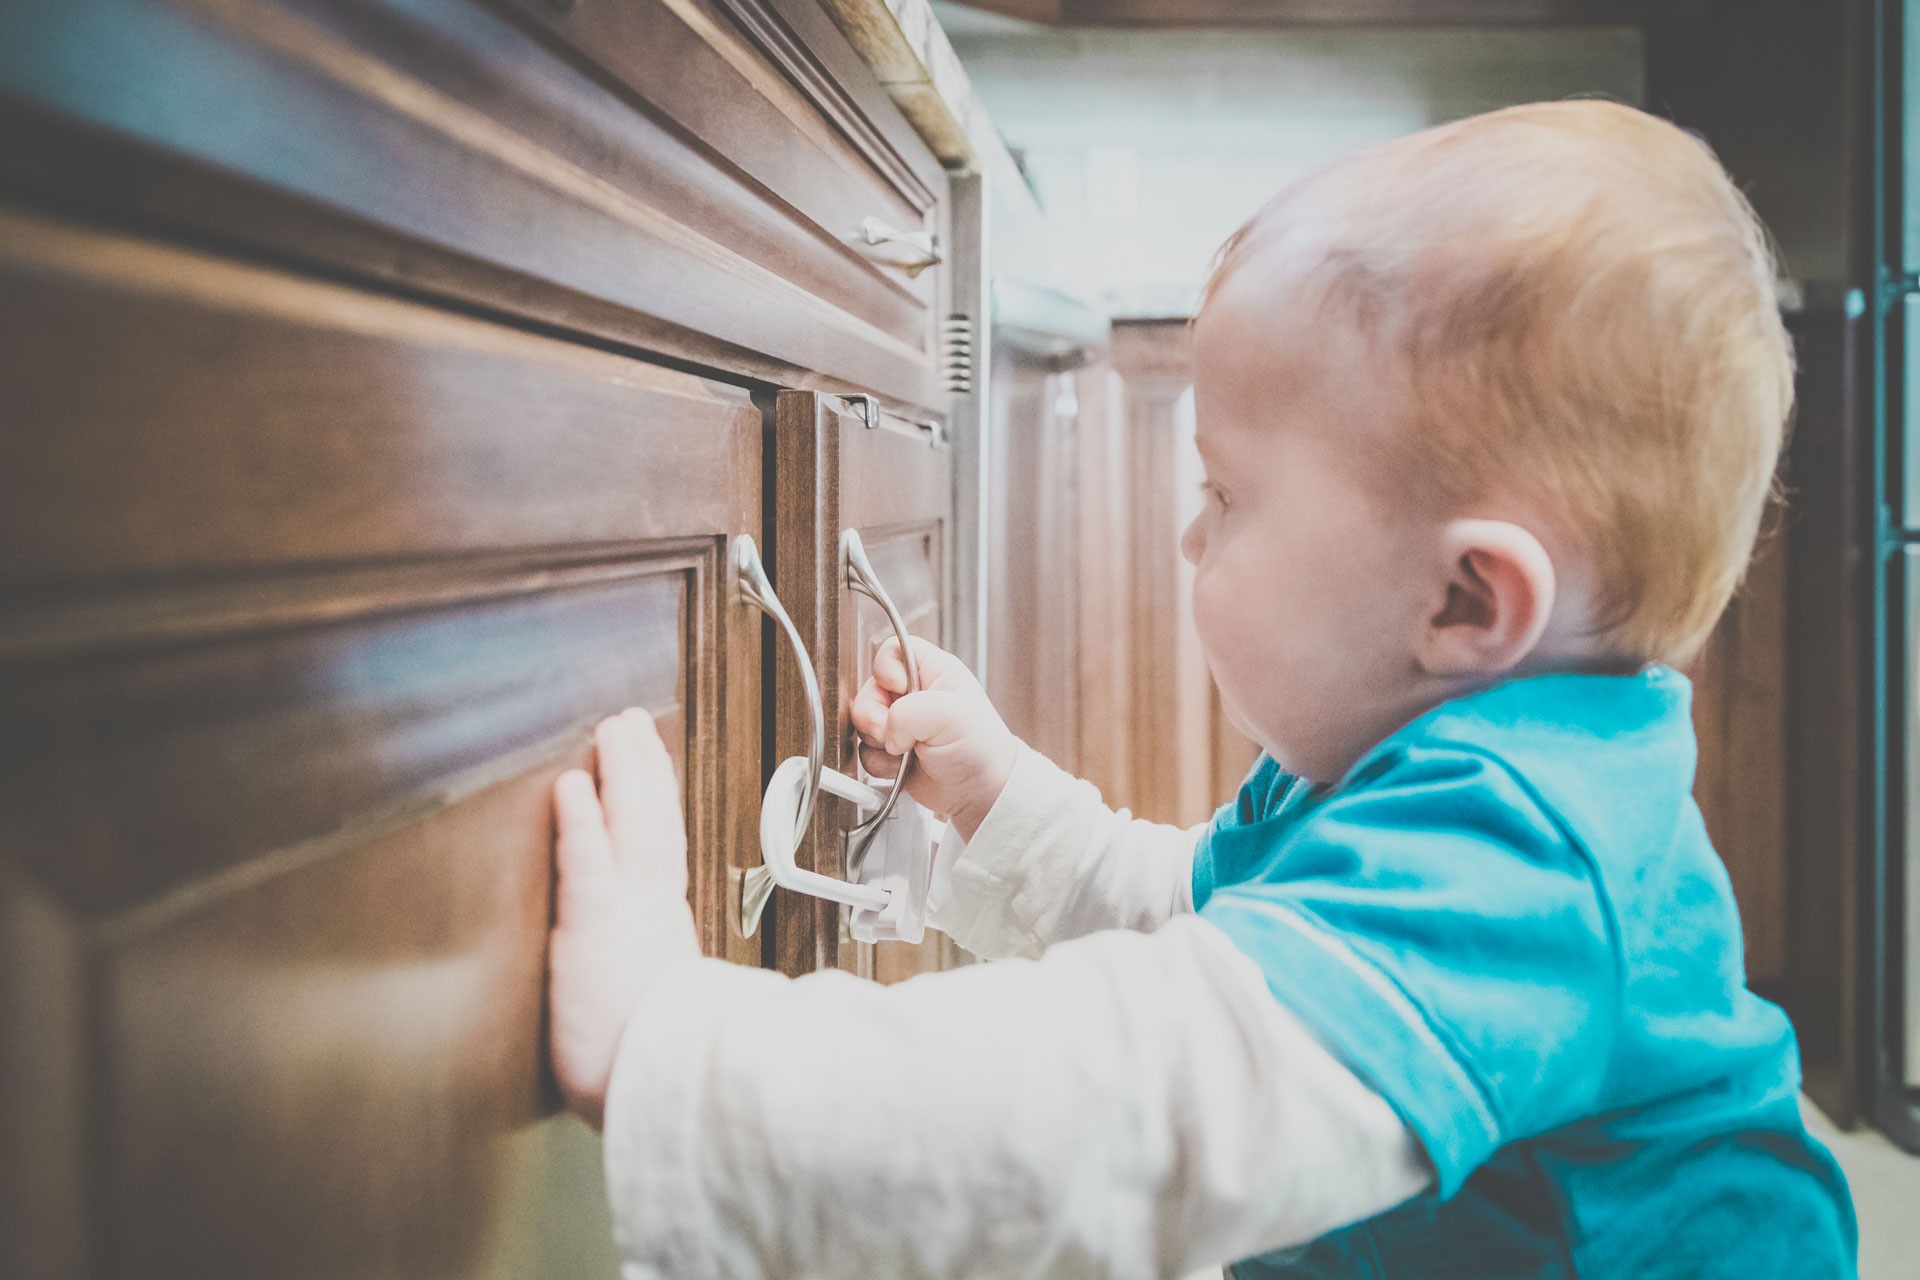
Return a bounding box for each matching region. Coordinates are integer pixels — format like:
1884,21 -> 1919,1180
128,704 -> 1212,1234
0,210 -> 763,1279
767,390 -> 958,980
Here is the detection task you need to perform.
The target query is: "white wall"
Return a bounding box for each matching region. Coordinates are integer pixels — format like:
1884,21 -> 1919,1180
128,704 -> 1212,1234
933,10 -> 1646,316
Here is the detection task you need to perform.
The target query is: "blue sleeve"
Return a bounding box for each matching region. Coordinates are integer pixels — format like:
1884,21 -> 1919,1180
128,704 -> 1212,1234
1196,743 -> 1620,1198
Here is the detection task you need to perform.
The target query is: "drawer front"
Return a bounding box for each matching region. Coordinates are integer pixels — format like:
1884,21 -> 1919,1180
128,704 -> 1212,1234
502,0 -> 951,384
0,208 -> 764,1278
768,389 -> 958,979
0,0 -> 951,411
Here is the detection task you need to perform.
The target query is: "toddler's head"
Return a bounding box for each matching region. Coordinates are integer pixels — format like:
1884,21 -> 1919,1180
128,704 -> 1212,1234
1183,100 -> 1792,782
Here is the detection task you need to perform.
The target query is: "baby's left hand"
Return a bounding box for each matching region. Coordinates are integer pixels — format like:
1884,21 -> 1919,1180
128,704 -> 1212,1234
548,708 -> 701,1130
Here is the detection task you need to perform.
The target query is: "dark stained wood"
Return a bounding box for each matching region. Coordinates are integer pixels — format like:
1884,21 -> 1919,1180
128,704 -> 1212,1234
771,389 -> 846,978
710,0 -> 948,201
770,390 -> 956,981
3,558 -> 696,913
1779,302 -> 1867,1123
1684,527 -> 1789,986
95,760 -> 624,1280
0,0 -> 967,1267
0,0 -> 949,412
948,0 -> 1703,25
1648,2 -> 1866,1123
0,206 -> 761,581
0,203 -> 765,1277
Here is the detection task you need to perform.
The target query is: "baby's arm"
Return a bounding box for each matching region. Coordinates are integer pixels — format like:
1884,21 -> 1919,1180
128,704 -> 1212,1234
552,712 -> 1432,1280
853,638 -> 1209,960
606,921 -> 1428,1279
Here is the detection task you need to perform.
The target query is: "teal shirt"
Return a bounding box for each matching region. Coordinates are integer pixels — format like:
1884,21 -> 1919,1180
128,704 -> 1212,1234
1194,669 -> 1857,1279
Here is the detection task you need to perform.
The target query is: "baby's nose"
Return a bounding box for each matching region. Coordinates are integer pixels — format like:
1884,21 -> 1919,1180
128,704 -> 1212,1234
1179,515 -> 1205,565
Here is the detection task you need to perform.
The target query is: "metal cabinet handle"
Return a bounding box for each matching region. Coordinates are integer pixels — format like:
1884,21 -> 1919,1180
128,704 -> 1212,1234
843,529 -> 920,877
734,535 -> 824,936
729,532 -> 923,938
860,216 -> 943,278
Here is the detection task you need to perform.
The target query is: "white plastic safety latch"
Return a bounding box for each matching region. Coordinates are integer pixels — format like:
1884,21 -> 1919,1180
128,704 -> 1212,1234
754,756 -> 892,917
748,757 -> 953,945
845,785 -> 952,944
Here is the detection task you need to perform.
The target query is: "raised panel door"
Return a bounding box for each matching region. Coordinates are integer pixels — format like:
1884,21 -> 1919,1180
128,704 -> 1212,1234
0,210 -> 763,1279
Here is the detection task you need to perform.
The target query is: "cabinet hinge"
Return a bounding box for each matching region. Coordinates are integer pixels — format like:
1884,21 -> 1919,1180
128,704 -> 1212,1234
942,313 -> 975,396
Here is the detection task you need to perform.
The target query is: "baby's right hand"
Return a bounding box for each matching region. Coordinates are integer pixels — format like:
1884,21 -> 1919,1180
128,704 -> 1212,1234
850,637 -> 1017,840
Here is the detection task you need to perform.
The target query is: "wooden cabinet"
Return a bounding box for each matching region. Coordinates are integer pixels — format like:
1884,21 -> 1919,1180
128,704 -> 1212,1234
0,0 -> 949,408
770,390 -> 958,983
0,1 -> 960,1275
0,205 -> 767,1277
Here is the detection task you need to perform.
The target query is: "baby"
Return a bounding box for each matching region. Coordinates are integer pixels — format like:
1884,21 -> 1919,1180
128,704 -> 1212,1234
547,101 -> 1858,1278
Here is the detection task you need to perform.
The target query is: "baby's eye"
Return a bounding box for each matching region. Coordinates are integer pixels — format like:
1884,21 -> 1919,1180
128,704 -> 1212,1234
1199,480 -> 1229,511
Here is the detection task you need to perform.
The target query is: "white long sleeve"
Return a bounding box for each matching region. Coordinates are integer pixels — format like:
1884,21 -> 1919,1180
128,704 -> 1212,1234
604,920 -> 1430,1280
930,744 -> 1206,959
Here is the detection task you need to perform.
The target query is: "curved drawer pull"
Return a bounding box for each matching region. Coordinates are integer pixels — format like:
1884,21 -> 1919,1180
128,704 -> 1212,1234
728,532 -> 925,938
843,528 -> 920,877
859,216 -> 943,278
756,757 -> 890,918
734,535 -> 826,937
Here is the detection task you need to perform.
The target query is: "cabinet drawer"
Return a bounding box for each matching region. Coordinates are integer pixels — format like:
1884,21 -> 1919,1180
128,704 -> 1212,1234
501,0 -> 951,396
0,0 -> 951,411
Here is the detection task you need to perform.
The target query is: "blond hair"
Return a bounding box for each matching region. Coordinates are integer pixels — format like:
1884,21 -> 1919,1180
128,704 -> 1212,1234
1205,100 -> 1792,664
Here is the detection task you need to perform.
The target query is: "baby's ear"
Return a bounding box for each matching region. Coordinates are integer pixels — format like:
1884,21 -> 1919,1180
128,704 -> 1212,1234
1418,519 -> 1556,679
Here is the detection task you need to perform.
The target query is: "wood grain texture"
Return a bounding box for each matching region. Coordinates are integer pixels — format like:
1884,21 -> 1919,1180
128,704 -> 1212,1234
1107,321 -> 1256,824
771,390 -> 845,977
4,562 -> 694,913
813,0 -> 989,169
952,0 -> 1700,25
0,207 -> 761,582
986,354 -> 1084,772
1685,528 -> 1789,986
1111,321 -> 1197,825
1074,364 -> 1135,811
0,0 -> 948,410
1777,304 -> 1863,1122
93,759 -> 622,1280
1,198 -> 766,1278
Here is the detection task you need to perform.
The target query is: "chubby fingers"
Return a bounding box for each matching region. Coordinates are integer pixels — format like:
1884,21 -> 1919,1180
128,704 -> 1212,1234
552,768 -> 614,927
858,740 -> 903,779
850,674 -> 895,745
869,634 -> 956,695
872,688 -> 974,756
869,636 -> 911,695
593,709 -> 688,880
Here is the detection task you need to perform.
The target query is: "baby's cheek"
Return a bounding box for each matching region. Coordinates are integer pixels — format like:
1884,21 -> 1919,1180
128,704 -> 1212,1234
1190,572 -> 1254,685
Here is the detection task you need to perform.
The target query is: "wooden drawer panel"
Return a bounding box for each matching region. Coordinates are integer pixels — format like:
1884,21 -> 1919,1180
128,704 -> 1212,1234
0,206 -> 760,579
500,0 -> 949,343
0,0 -> 950,411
